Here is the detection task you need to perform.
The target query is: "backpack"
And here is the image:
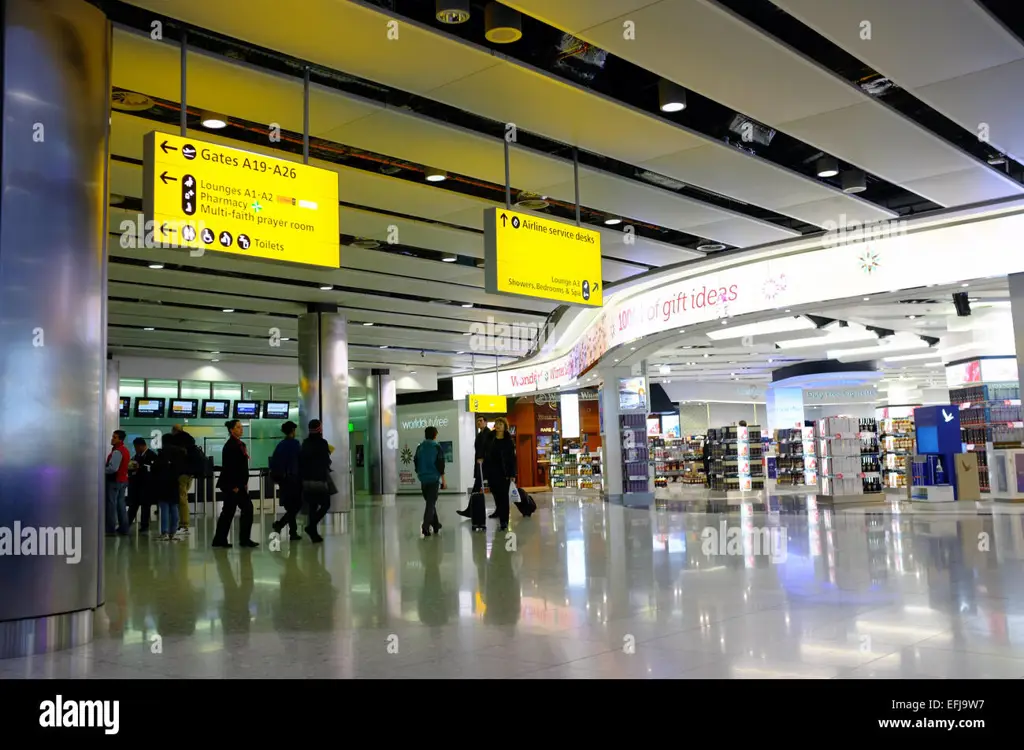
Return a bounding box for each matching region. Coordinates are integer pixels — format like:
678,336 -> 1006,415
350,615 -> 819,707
415,441 -> 444,480
186,443 -> 206,476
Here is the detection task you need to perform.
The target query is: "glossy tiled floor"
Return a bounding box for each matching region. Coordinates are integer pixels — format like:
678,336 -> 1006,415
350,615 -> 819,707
4,492 -> 1024,679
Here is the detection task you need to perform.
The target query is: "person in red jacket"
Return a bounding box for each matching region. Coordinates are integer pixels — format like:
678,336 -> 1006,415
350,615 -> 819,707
105,430 -> 131,535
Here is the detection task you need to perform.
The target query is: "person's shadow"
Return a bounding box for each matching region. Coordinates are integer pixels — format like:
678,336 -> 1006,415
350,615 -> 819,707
483,531 -> 521,626
417,538 -> 457,627
214,549 -> 254,636
272,542 -> 336,633
154,542 -> 200,640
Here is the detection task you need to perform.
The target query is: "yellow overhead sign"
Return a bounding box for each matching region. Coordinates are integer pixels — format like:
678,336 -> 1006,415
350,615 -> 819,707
143,131 -> 339,268
467,394 -> 508,413
483,207 -> 603,307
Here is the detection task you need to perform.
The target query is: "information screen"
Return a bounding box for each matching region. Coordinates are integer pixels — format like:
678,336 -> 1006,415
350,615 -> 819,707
263,401 -> 290,419
202,400 -> 230,418
233,401 -> 260,419
119,397 -> 131,418
168,399 -> 198,418
134,398 -> 166,418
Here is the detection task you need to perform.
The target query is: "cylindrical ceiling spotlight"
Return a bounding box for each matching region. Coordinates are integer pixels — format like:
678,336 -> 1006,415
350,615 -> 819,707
658,78 -> 687,113
604,217 -> 622,225
424,167 -> 447,182
200,110 -> 228,129
841,168 -> 866,194
441,253 -> 458,262
485,2 -> 522,43
816,156 -> 839,178
436,0 -> 471,24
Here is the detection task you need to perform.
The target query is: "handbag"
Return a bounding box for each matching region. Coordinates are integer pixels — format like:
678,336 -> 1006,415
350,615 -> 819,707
509,479 -> 521,503
303,476 -> 339,495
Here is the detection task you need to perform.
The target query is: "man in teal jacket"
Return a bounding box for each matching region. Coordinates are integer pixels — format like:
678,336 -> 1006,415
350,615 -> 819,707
414,426 -> 446,537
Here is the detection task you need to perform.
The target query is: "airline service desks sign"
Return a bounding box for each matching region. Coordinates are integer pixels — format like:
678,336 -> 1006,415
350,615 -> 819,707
483,207 -> 603,307
467,394 -> 507,413
143,132 -> 340,268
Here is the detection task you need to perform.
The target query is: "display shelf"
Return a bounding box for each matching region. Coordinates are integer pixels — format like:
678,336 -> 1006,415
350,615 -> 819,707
706,424 -> 764,492
650,434 -> 705,488
817,417 -> 882,499
774,426 -> 817,487
952,382 -> 1022,493
881,416 -> 914,489
620,412 -> 650,494
549,448 -> 603,491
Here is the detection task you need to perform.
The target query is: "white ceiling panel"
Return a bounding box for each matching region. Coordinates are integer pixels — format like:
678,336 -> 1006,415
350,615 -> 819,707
112,27 -> 379,137
770,0 -> 1024,167
123,0 -> 885,228
114,25 -> 791,248
502,0 -> 1024,208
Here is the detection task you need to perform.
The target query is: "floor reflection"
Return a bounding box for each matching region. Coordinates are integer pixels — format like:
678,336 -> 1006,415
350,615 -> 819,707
3,491 -> 1024,679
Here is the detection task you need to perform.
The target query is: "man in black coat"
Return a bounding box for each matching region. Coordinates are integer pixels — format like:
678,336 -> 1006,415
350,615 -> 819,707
458,416 -> 492,519
213,419 -> 257,548
127,437 -> 158,531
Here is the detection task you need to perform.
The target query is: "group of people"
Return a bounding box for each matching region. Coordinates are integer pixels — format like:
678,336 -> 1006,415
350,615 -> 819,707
413,414 -> 518,536
105,424 -> 200,541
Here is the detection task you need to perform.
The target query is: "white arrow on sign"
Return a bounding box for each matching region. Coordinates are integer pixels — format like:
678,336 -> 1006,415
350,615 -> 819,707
942,408 -> 954,423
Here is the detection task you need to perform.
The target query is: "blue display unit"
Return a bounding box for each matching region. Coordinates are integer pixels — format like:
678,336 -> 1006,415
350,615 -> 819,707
913,405 -> 962,499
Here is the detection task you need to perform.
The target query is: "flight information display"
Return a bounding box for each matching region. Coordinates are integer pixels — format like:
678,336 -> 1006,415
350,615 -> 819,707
233,401 -> 259,419
134,398 -> 166,418
263,401 -> 290,419
202,400 -> 230,418
119,397 -> 131,418
169,399 -> 199,419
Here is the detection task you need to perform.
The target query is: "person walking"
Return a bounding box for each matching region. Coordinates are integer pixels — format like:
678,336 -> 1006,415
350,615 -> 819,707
270,421 -> 303,541
213,419 -> 258,549
482,417 -> 517,533
414,425 -> 446,537
167,424 -> 196,535
105,430 -> 131,536
458,415 -> 491,519
154,443 -> 186,541
127,437 -> 157,532
298,419 -> 333,543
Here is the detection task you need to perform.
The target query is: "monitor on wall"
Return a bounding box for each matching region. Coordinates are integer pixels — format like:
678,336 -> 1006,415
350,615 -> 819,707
133,397 -> 166,419
202,400 -> 230,419
262,401 -> 290,419
118,397 -> 130,419
169,399 -> 199,419
233,401 -> 260,419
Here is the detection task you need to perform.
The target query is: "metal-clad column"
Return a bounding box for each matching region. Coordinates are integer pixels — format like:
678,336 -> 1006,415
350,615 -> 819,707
365,369 -> 397,496
297,305 -> 351,513
0,0 -> 110,657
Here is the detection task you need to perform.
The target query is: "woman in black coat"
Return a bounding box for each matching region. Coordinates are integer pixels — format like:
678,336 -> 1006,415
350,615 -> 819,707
298,419 -> 333,543
213,419 -> 257,548
482,416 -> 517,532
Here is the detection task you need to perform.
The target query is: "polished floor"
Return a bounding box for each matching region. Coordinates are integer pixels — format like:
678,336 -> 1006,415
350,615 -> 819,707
4,491 -> 1024,679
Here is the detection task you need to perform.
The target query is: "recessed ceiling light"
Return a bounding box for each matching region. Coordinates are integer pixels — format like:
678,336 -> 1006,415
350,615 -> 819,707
462,303 -> 473,308
630,347 -> 636,351
907,315 -> 917,320
410,370 -> 418,375
456,351 -> 466,355
200,110 -> 228,129
441,253 -> 457,262
363,322 -> 374,326
678,329 -> 686,334
784,309 -> 791,313
148,263 -> 164,269
604,217 -> 622,225
435,0 -> 471,23
462,332 -> 471,336
703,353 -> 709,358
320,284 -> 332,290
211,351 -> 219,355
143,327 -> 155,331
425,167 -> 447,183
614,359 -> 619,363
768,358 -> 774,363
863,297 -> 870,301
222,308 -> 234,313
211,359 -> 220,362
281,337 -> 290,341
961,283 -> 969,287
379,345 -> 388,349
721,320 -> 727,325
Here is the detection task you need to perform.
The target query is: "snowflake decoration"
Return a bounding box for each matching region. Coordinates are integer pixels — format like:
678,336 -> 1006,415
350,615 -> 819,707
762,274 -> 787,300
400,445 -> 413,465
860,251 -> 879,274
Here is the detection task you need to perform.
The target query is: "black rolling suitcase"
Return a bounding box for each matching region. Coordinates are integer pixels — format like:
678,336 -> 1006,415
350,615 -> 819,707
468,465 -> 487,531
514,484 -> 537,518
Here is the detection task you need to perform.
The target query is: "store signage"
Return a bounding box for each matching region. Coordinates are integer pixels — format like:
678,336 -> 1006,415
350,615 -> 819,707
143,131 -> 340,268
466,394 -> 507,413
485,205 -> 1024,396
945,357 -> 1016,387
804,387 -> 877,403
482,207 -> 603,307
618,377 -> 647,411
533,390 -> 598,405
